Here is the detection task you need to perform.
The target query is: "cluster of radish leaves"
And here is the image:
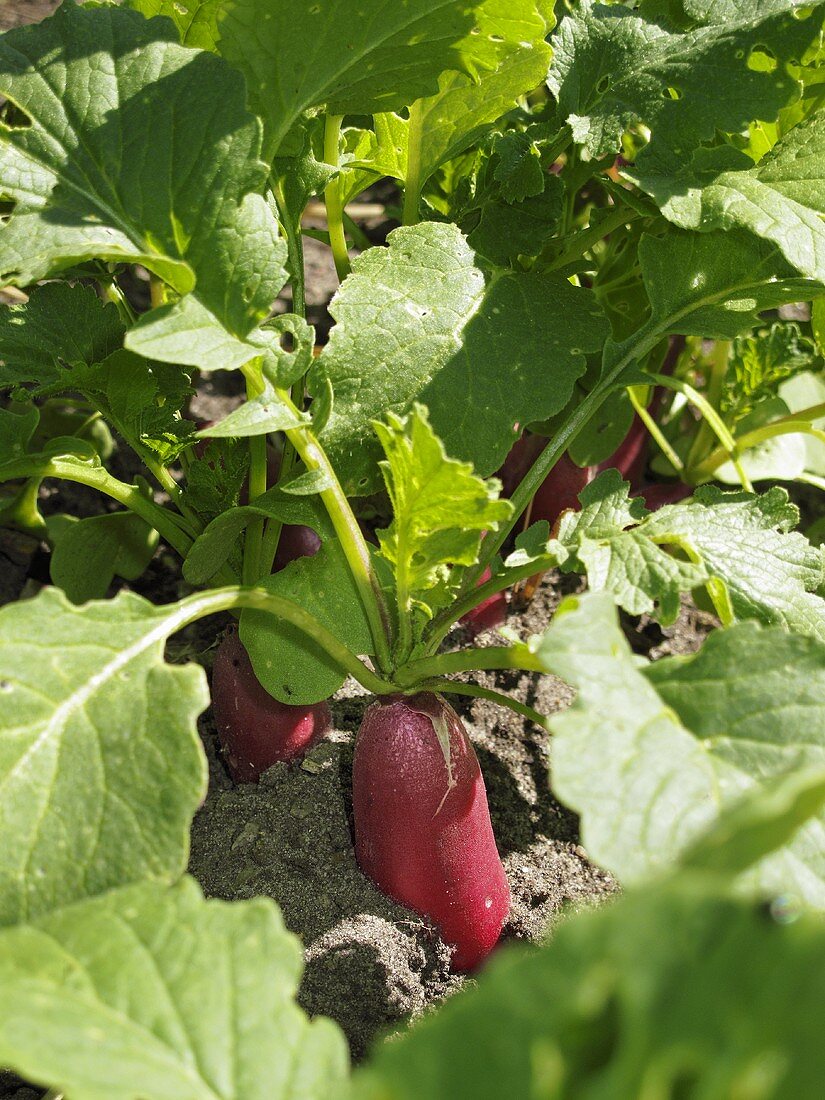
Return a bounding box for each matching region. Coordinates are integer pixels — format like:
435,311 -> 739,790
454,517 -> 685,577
1,0 -> 825,1095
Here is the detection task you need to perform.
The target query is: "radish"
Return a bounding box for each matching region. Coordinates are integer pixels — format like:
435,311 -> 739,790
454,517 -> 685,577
529,451 -> 597,531
460,566 -> 507,636
272,523 -> 322,571
597,412 -> 648,489
211,625 -> 331,782
353,692 -> 510,971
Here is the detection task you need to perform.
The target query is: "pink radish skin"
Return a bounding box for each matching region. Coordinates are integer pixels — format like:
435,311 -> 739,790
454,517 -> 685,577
273,524 -> 322,571
353,693 -> 510,972
460,566 -> 507,636
530,452 -> 597,530
598,413 -> 648,490
211,626 -> 331,783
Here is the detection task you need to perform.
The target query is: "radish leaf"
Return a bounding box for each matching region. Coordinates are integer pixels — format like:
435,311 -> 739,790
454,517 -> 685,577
0,588 -> 208,926
0,877 -> 348,1100
313,222 -> 609,495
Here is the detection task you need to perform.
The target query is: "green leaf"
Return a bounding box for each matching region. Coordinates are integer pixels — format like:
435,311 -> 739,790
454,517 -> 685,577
682,765 -> 825,880
0,588 -> 208,926
389,0 -> 553,191
0,877 -> 348,1100
183,438 -> 249,522
533,593 -> 825,904
633,227 -> 825,344
780,369 -> 825,475
48,512 -> 159,604
196,388 -> 309,439
135,0 -> 540,156
0,284 -> 123,395
374,405 -> 512,599
279,468 -> 334,495
354,876 -> 825,1099
240,538 -> 373,704
182,490 -> 332,587
85,350 -> 196,465
723,322 -> 816,421
0,403 -> 38,462
0,4 -> 287,362
548,0 -> 824,199
553,475 -> 825,637
313,222 -> 609,495
644,113 -> 825,281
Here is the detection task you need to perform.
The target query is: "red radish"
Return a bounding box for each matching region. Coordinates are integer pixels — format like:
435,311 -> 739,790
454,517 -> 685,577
353,692 -> 510,972
272,524 -> 322,571
211,625 -> 331,782
530,451 -> 597,531
460,566 -> 507,636
598,412 -> 648,490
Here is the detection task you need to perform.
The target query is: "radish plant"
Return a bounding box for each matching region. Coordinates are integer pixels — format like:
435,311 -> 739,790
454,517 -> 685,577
0,0 -> 825,1094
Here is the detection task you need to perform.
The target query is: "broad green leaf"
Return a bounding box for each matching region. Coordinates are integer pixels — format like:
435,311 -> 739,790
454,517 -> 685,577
682,766 -> 825,879
374,404 -> 511,599
553,475 -> 825,638
0,284 -> 123,395
134,0 -> 542,156
183,490 -> 332,586
645,113 -> 825,281
548,0 -> 824,196
355,876 -> 825,1100
313,222 -> 609,495
385,0 -> 552,192
48,512 -> 159,604
533,593 -> 825,903
0,877 -> 349,1100
0,403 -> 38,462
240,538 -> 373,704
0,3 -> 287,364
633,228 -> 825,344
0,587 -> 208,926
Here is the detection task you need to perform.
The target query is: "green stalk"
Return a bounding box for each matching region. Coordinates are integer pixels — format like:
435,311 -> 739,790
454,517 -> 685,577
627,385 -> 684,474
402,99 -> 424,226
170,586 -> 395,697
426,553 -> 556,654
395,644 -> 543,687
692,417 -> 825,481
686,339 -> 729,470
0,455 -> 194,557
650,373 -> 753,491
323,114 -> 352,282
272,175 -> 307,318
241,365 -> 269,584
544,205 -> 641,273
413,677 -> 553,733
275,388 -> 394,672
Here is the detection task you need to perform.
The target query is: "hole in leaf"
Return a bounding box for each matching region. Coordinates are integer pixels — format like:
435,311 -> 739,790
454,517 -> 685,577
280,330 -> 295,353
747,45 -> 777,73
489,33 -> 504,42
596,75 -> 610,93
0,97 -> 32,130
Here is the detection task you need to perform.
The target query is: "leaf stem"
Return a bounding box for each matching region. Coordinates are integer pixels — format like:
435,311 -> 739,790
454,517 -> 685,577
402,99 -> 424,226
171,586 -> 394,696
650,373 -> 753,491
544,205 -> 641,273
323,114 -> 352,282
627,385 -> 684,474
275,388 -> 394,672
0,456 -> 193,557
395,644 -> 543,686
241,366 -> 269,584
686,339 -> 729,470
414,677 -> 553,732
